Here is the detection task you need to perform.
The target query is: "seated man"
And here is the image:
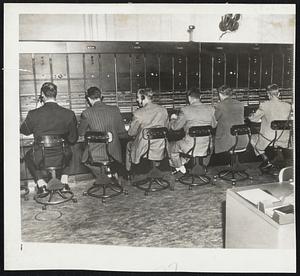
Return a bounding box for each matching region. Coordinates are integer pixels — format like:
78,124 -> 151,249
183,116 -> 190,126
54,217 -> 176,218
20,82 -> 78,194
126,88 -> 169,172
169,88 -> 217,174
214,85 -> 248,154
78,87 -> 128,178
248,84 -> 292,169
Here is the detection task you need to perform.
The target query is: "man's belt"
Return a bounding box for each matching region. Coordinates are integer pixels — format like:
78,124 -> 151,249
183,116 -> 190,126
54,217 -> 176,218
34,135 -> 65,147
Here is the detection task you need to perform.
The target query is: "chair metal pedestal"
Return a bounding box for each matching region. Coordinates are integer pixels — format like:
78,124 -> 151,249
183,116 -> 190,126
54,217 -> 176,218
260,120 -> 293,176
132,127 -> 172,195
82,131 -> 128,203
34,169 -> 76,210
83,165 -> 127,203
178,157 -> 210,190
216,154 -> 250,186
133,162 -> 171,196
32,136 -> 77,210
214,124 -> 252,187
178,126 -> 213,190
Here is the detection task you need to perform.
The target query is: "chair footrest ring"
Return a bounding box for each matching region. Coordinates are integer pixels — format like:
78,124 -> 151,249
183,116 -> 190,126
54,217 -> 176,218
178,173 -> 211,187
133,177 -> 170,194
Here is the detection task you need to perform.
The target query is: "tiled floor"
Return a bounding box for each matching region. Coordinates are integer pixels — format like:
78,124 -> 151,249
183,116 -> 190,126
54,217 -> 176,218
21,162 -> 277,248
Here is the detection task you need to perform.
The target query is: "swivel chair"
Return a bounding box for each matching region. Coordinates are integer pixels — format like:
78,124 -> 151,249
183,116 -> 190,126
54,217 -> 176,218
33,136 -> 76,210
214,124 -> 252,186
177,126 -> 213,189
83,131 -> 127,203
132,127 -> 171,195
269,120 -> 293,169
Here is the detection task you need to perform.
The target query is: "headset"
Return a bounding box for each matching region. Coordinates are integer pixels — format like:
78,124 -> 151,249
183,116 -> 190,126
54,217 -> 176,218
36,88 -> 45,107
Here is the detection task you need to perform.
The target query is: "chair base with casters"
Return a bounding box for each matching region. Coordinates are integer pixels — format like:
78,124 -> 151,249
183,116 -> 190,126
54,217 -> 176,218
34,169 -> 76,210
214,153 -> 253,187
214,124 -> 253,187
83,164 -> 128,203
178,157 -> 210,190
133,162 -> 171,196
20,184 -> 30,201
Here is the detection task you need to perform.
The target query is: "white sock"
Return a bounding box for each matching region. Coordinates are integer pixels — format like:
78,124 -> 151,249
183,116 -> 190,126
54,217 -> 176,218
176,166 -> 186,174
37,179 -> 47,188
61,174 -> 69,184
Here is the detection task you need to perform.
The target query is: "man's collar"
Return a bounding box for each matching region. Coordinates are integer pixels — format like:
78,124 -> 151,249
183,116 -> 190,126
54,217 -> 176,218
191,101 -> 202,106
93,100 -> 104,106
44,99 -> 56,103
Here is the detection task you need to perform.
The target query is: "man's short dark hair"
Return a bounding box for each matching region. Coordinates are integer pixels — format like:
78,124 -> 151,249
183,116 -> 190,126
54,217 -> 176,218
137,88 -> 153,99
218,85 -> 232,96
267,84 -> 279,96
86,86 -> 102,99
41,82 -> 57,98
187,88 -> 201,100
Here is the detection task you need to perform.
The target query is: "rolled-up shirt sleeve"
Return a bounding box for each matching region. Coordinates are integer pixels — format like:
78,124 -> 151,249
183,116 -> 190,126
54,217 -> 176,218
248,104 -> 264,122
128,113 -> 140,137
169,109 -> 186,130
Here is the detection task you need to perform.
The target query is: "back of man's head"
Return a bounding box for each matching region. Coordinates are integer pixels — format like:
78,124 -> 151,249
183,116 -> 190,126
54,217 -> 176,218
218,85 -> 232,97
41,82 -> 57,98
87,86 -> 102,100
137,88 -> 153,100
187,87 -> 201,100
267,84 -> 279,97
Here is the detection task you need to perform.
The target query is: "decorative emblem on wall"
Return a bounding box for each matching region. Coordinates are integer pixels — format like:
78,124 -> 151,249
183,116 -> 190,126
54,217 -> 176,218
219,14 -> 241,40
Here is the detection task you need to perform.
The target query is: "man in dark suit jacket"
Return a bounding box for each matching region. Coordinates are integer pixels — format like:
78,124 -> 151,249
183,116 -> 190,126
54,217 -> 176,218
78,87 -> 128,178
214,85 -> 248,154
126,88 -> 169,171
20,82 -> 78,194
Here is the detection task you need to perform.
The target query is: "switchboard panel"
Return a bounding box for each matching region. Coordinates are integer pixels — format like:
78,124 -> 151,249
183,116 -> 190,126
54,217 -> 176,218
213,53 -> 225,88
187,54 -> 199,89
261,54 -> 272,88
160,55 -> 173,91
237,53 -> 249,88
145,54 -> 159,91
226,53 -> 237,88
100,54 -> 116,92
174,55 -> 186,91
116,54 -> 131,91
131,53 -> 145,91
34,54 -> 51,80
19,54 -> 34,81
249,53 -> 261,89
200,53 -> 212,90
283,52 -> 293,88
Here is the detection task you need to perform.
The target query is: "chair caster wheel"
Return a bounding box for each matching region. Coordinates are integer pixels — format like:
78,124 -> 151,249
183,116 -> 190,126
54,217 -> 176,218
72,198 -> 77,203
83,192 -> 87,196
232,181 -> 236,187
42,205 -> 47,210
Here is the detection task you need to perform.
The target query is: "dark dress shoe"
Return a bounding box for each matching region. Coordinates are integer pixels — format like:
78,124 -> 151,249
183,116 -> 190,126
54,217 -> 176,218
61,184 -> 71,192
36,185 -> 49,197
260,161 -> 273,170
